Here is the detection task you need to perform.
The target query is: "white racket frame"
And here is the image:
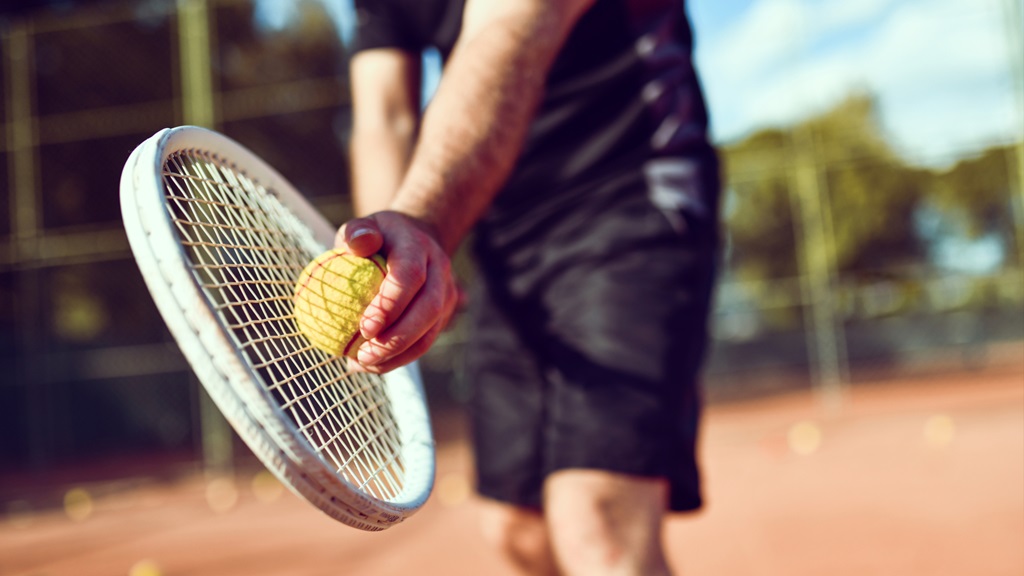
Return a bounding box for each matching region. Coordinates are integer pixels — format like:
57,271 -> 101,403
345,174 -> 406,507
120,126 -> 434,531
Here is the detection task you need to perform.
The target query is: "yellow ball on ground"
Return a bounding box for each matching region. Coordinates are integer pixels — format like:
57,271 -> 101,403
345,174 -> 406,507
129,559 -> 163,576
293,249 -> 387,359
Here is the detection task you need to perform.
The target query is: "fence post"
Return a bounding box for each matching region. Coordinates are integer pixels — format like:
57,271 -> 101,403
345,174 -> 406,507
789,126 -> 848,414
177,0 -> 233,475
1003,0 -> 1024,272
4,21 -> 50,468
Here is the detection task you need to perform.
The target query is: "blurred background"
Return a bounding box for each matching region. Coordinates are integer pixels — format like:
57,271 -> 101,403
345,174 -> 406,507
0,0 -> 1021,575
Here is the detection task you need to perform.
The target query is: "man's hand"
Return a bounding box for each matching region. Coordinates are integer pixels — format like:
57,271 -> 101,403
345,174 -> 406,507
339,0 -> 594,372
334,212 -> 460,373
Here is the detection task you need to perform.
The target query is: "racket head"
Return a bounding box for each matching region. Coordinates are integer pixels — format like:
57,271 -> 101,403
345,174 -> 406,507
120,126 -> 434,530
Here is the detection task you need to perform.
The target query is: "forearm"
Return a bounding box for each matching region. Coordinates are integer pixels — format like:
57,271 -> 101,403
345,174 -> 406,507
388,4 -> 585,253
350,124 -> 416,217
347,49 -> 421,218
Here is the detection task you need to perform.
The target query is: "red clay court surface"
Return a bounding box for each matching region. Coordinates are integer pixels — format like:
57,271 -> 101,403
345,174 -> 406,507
2,365 -> 1021,576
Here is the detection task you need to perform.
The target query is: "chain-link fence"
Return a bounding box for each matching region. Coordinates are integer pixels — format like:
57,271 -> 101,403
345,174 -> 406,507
1,0 -> 1021,477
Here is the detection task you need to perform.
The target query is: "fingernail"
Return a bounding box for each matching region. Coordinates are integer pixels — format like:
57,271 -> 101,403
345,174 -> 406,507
349,228 -> 374,240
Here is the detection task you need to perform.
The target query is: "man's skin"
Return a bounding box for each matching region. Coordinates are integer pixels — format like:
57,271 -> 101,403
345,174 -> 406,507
340,1 -> 675,574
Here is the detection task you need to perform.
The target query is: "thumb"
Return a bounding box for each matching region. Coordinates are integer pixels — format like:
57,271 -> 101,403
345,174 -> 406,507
335,217 -> 384,257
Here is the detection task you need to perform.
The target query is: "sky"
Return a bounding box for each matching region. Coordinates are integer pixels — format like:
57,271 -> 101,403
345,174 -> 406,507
258,0 -> 1023,168
687,0 -> 1023,166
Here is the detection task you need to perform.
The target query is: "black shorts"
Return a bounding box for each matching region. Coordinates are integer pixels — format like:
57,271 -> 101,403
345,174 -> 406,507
466,154 -> 720,512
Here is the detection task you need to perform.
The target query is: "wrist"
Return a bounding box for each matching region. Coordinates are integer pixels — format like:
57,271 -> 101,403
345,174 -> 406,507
385,203 -> 453,254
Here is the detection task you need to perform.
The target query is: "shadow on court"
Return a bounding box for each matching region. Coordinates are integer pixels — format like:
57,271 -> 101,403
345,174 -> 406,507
1,364 -> 1021,576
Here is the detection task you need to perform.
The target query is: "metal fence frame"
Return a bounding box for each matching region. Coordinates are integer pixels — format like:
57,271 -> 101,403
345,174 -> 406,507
1,0 -> 1022,472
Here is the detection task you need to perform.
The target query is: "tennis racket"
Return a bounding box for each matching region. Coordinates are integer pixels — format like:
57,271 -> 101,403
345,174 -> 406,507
120,126 -> 435,531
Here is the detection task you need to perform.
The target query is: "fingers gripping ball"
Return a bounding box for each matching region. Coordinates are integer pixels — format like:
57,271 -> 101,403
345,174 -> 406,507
293,250 -> 386,359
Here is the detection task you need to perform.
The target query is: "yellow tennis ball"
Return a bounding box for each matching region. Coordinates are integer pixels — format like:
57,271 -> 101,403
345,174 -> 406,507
293,249 -> 386,358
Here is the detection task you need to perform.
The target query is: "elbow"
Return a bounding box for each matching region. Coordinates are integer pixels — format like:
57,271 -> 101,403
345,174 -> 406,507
352,108 -> 419,144
388,111 -> 420,142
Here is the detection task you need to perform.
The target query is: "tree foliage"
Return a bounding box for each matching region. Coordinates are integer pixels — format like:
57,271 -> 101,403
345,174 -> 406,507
933,148 -> 1018,247
722,93 -> 1020,282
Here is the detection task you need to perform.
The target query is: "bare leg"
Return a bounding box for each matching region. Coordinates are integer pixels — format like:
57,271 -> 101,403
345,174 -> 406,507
543,470 -> 672,576
478,498 -> 560,576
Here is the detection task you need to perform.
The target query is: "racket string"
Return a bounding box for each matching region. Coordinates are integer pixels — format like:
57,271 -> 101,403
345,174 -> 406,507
216,166 -> 409,497
254,341 -> 412,488
161,150 -> 407,501
195,158 -> 408,498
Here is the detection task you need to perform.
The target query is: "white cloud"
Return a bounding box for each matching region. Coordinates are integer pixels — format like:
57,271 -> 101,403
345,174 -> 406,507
866,0 -> 1008,88
711,0 -> 805,84
743,48 -> 864,127
816,0 -> 894,32
696,0 -> 1021,165
710,0 -> 896,83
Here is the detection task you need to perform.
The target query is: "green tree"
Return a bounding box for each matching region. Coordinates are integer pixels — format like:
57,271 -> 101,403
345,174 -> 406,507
931,146 -> 1019,262
722,93 -> 998,282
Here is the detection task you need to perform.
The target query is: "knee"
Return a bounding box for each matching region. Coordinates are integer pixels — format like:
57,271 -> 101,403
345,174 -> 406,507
478,503 -> 551,569
544,471 -> 671,576
547,493 -> 631,570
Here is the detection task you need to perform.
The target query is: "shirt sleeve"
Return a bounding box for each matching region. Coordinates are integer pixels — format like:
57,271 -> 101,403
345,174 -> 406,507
351,0 -> 423,54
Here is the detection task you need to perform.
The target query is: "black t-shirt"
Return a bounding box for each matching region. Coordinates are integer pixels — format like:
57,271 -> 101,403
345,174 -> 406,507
352,0 -> 713,218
